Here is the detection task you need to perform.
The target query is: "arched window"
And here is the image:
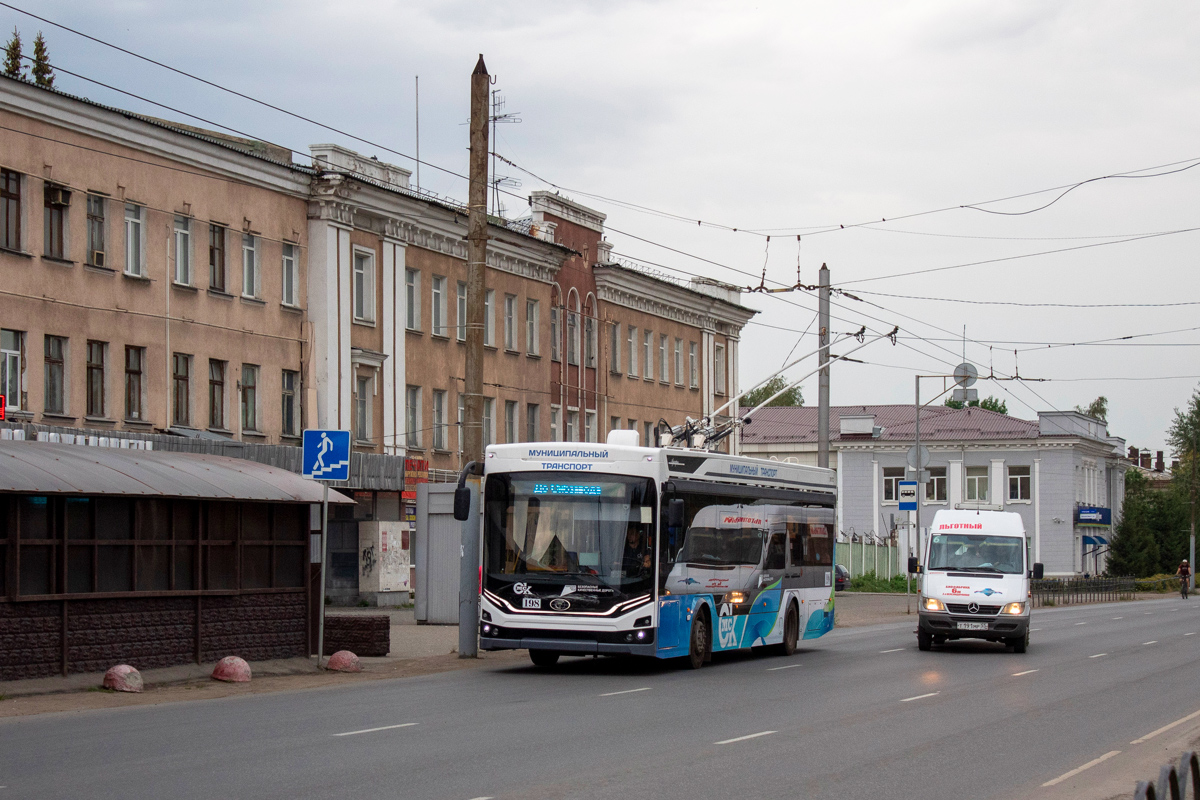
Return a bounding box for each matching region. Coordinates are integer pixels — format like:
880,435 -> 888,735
584,293 -> 598,368
550,284 -> 562,363
566,289 -> 580,366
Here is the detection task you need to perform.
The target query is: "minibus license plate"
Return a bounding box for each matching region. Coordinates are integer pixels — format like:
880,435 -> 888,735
957,621 -> 987,631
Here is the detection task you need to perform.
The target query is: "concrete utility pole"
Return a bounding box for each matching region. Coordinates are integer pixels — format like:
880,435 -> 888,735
817,264 -> 830,469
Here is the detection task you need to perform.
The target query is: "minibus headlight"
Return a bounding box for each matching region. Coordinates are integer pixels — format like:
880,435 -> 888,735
1002,602 -> 1025,615
922,597 -> 945,612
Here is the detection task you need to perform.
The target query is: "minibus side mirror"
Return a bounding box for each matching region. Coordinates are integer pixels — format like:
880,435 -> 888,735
1031,562 -> 1044,580
907,556 -> 920,575
667,498 -> 685,529
453,487 -> 472,522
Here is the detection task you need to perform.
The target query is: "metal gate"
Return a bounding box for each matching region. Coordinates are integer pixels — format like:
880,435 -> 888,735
414,483 -> 462,624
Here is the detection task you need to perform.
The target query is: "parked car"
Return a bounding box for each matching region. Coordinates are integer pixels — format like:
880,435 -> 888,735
835,564 -> 849,592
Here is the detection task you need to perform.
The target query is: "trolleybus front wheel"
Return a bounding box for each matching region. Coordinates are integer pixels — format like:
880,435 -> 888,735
529,649 -> 560,667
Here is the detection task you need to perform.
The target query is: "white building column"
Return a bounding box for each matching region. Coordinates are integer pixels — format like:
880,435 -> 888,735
306,216 -> 350,430
336,228 -> 352,431
990,458 -> 1006,509
948,460 -> 963,508
382,236 -> 406,455
728,337 -> 740,454
702,329 -> 715,417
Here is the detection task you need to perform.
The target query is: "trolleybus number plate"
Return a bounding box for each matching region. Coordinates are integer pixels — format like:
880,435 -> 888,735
523,598 -> 542,609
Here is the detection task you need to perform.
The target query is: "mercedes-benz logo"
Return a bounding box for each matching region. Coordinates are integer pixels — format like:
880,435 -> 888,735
967,602 -> 979,614
549,598 -> 570,611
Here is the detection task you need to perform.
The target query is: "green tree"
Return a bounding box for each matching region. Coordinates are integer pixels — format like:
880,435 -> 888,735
1107,470 -> 1161,577
740,375 -> 803,409
3,28 -> 24,79
943,395 -> 1007,414
1075,396 -> 1108,422
31,31 -> 52,88
1167,384 -> 1200,569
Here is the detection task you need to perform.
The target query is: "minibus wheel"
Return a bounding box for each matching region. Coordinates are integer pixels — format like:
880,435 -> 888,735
686,610 -> 711,669
1009,630 -> 1028,654
918,630 -> 932,651
529,649 -> 560,667
777,603 -> 799,656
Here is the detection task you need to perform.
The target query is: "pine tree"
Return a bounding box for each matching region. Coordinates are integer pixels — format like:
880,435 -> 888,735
3,28 -> 24,80
31,31 -> 52,88
1107,470 -> 1160,576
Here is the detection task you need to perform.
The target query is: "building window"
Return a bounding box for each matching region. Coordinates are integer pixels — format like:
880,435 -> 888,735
504,294 -> 517,350
674,338 -> 683,386
124,204 -> 144,276
483,398 -> 495,448
882,467 -> 905,502
566,409 -> 579,442
1,169 -> 20,251
610,322 -> 621,374
241,234 -> 259,298
43,184 -> 69,260
1008,465 -> 1031,501
643,421 -> 652,448
550,306 -> 560,362
610,416 -> 620,435
356,376 -> 373,442
281,243 -> 298,307
966,466 -> 989,502
659,334 -> 668,382
526,299 -> 539,354
2,329 -> 22,411
585,317 -> 596,368
240,364 -> 259,432
526,403 -> 539,443
431,276 -> 447,336
405,269 -> 421,330
550,405 -> 560,441
457,394 -> 465,453
432,389 -> 446,450
714,343 -> 726,395
44,335 -> 65,414
689,342 -> 698,388
627,326 -> 638,377
281,370 -> 298,436
86,194 -> 105,267
584,410 -> 596,443
405,385 -> 420,448
208,360 -> 226,429
567,309 -> 578,366
171,353 -> 189,426
505,400 -> 518,443
642,330 -> 652,380
457,281 -> 467,341
173,216 -> 191,285
86,340 -> 105,417
925,467 -> 947,502
484,290 -> 495,347
209,224 -> 226,291
351,249 -> 375,322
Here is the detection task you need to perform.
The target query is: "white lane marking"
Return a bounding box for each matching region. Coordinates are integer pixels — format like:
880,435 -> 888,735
468,797 -> 494,800
333,722 -> 419,737
879,648 -> 905,653
1012,669 -> 1039,676
716,730 -> 776,745
901,692 -> 940,702
1041,750 -> 1121,786
1143,641 -> 1157,645
1144,612 -> 1154,615
767,663 -> 802,671
1113,616 -> 1123,620
600,687 -> 651,697
1030,628 -> 1042,632
1075,622 -> 1088,626
1089,653 -> 1107,659
1186,632 -> 1197,636
1131,708 -> 1200,745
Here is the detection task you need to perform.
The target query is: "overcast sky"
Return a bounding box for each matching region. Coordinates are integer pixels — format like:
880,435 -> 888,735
11,0 -> 1199,455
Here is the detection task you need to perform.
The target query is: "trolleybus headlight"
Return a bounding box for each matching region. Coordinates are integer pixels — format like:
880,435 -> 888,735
636,630 -> 647,640
482,623 -> 492,634
922,597 -> 945,612
1002,602 -> 1025,615
724,591 -> 746,605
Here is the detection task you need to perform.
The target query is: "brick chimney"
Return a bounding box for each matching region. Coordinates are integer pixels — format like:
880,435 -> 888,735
1140,449 -> 1152,469
1155,451 -> 1165,472
1128,445 -> 1139,461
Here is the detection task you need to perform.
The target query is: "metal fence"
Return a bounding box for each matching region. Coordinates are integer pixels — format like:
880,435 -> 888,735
835,540 -> 900,580
1031,577 -> 1136,608
1133,751 -> 1199,799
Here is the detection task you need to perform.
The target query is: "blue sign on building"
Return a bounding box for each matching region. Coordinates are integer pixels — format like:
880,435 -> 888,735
302,430 -> 350,481
1074,506 -> 1112,527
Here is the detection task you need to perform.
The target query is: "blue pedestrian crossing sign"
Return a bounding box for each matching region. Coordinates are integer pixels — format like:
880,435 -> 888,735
302,430 -> 350,481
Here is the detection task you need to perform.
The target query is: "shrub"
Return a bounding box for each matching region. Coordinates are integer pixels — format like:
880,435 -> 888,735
847,571 -> 911,593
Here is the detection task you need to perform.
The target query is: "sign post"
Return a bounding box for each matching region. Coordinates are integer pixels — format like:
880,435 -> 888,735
302,429 -> 350,669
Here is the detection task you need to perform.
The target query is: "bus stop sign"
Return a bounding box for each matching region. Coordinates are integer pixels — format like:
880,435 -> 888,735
302,430 -> 350,481
898,481 -> 917,511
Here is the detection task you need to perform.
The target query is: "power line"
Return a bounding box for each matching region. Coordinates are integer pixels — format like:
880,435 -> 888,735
849,290 -> 1200,309
857,225 -> 1192,242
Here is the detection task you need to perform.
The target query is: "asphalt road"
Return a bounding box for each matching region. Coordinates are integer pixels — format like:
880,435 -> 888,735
3,597 -> 1199,800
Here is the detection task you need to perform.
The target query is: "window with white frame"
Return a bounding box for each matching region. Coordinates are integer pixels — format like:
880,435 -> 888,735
689,342 -> 698,388
405,385 -> 420,448
567,308 -> 578,365
2,329 -> 22,411
1008,465 -> 1031,501
457,281 -> 467,341
484,290 -> 495,347
585,317 -> 596,368
925,467 -> 947,502
353,249 -> 375,322
674,338 -> 683,385
432,389 -> 446,450
642,330 -> 652,380
86,193 -> 105,267
526,299 -> 539,354
405,269 -> 420,330
526,403 -> 539,442
882,467 -> 905,501
566,408 -> 579,442
356,375 -> 373,442
550,305 -> 560,361
431,275 -> 447,336
173,216 -> 191,285
966,466 -> 989,502
584,410 -> 596,443
627,326 -> 638,377
659,334 -> 668,382
505,400 -> 517,443
281,243 -> 298,306
610,322 -> 621,374
713,343 -> 726,395
124,203 -> 144,276
241,234 -> 260,298
550,405 -> 560,441
504,294 -> 517,350
483,397 -> 494,448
